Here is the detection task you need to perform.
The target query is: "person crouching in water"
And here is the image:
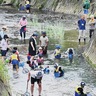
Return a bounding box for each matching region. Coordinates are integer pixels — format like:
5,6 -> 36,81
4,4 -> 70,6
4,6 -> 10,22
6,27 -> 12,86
37,47 -> 43,56
54,63 -> 64,77
10,50 -> 20,73
75,82 -> 86,96
54,45 -> 61,59
27,58 -> 38,70
37,54 -> 44,68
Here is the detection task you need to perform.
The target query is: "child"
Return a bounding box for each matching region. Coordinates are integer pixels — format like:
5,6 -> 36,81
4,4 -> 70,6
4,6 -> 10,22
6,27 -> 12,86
19,4 -> 25,11
10,50 -> 20,73
27,53 -> 31,61
37,54 -> 44,66
13,47 -> 19,55
37,47 -> 43,55
58,67 -> 64,77
54,45 -> 61,59
27,59 -> 38,69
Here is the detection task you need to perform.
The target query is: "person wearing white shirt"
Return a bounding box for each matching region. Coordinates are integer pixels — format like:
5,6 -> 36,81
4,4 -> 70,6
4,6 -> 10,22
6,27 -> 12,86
27,68 -> 43,96
39,32 -> 49,55
0,35 -> 9,61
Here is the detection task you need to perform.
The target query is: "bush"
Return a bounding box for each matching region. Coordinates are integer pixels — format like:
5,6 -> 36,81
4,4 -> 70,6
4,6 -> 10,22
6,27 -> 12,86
0,0 -> 3,4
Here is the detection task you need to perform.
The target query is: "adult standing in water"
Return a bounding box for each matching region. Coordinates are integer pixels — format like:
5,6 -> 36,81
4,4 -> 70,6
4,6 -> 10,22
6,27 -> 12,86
39,32 -> 49,55
78,15 -> 86,45
0,26 -> 8,40
88,15 -> 96,40
28,32 -> 38,60
0,35 -> 9,61
19,16 -> 27,40
27,68 -> 43,96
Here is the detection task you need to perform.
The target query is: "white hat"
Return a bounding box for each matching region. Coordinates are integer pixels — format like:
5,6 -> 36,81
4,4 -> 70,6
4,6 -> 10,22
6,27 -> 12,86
39,47 -> 42,50
90,15 -> 94,18
2,26 -> 7,29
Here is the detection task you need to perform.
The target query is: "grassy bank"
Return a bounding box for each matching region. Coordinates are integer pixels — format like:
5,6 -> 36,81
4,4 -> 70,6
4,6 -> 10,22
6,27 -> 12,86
0,58 -> 9,84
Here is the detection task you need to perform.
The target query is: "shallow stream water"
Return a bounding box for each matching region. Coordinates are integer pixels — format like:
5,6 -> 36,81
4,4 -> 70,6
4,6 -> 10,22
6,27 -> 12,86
0,9 -> 96,96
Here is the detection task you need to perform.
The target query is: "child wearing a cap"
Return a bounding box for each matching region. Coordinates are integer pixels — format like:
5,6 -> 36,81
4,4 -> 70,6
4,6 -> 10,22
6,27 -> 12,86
54,45 -> 61,59
37,47 -> 43,55
10,50 -> 20,73
0,26 -> 8,40
37,54 -> 44,66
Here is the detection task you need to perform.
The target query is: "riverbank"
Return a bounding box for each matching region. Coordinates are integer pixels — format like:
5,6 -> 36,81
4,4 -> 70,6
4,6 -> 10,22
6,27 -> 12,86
0,8 -> 96,96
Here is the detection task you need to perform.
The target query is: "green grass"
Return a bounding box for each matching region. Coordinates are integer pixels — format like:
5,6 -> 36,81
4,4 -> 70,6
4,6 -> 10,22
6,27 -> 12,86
63,41 -> 78,49
0,59 -> 9,84
63,29 -> 78,49
64,29 -> 78,40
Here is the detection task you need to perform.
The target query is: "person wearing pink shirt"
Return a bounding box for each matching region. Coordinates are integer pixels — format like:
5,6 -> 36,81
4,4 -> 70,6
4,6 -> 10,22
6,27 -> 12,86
19,16 -> 27,40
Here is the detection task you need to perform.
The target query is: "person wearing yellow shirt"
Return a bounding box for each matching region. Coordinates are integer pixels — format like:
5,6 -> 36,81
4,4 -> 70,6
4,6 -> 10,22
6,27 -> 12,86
75,82 -> 86,96
25,0 -> 31,13
10,50 -> 19,73
54,45 -> 61,59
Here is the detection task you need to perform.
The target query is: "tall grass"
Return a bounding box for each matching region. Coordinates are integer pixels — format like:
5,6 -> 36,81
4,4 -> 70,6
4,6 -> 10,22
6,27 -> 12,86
0,59 -> 9,84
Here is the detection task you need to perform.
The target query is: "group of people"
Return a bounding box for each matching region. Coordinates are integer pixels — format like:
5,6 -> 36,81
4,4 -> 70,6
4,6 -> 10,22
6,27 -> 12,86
0,1 -> 94,95
78,14 -> 96,44
78,0 -> 96,45
19,0 -> 31,13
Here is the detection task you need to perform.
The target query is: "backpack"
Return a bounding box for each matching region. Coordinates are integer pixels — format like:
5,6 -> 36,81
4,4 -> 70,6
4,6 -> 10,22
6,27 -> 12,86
83,1 -> 90,9
36,71 -> 43,79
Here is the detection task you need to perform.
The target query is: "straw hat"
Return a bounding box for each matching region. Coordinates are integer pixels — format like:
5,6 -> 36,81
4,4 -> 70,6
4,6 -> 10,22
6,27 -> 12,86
90,15 -> 94,18
39,47 -> 42,50
2,26 -> 8,29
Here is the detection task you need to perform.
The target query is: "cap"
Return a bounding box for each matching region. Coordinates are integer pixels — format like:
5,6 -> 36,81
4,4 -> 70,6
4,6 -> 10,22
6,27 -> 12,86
4,34 -> 9,39
55,45 -> 61,49
80,82 -> 86,87
54,63 -> 59,68
42,31 -> 46,34
39,47 -> 42,50
22,16 -> 26,19
32,32 -> 38,37
12,50 -> 16,53
90,15 -> 94,18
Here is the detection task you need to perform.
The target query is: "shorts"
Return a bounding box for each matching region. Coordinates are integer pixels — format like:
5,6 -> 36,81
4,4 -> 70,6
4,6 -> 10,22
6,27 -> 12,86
78,30 -> 86,39
12,60 -> 19,65
55,54 -> 61,59
12,60 -> 19,70
84,9 -> 88,14
31,77 -> 42,84
1,50 -> 7,56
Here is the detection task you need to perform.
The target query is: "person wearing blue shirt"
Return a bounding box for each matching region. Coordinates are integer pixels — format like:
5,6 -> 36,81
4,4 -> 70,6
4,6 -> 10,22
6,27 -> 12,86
78,15 -> 86,44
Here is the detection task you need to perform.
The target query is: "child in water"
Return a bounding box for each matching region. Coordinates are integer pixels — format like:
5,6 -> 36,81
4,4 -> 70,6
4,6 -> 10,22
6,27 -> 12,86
54,45 -> 61,59
10,50 -> 20,73
37,47 -> 43,56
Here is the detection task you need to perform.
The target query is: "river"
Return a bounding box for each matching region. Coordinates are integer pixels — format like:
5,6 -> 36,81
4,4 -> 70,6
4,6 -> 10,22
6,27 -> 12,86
0,8 -> 96,96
